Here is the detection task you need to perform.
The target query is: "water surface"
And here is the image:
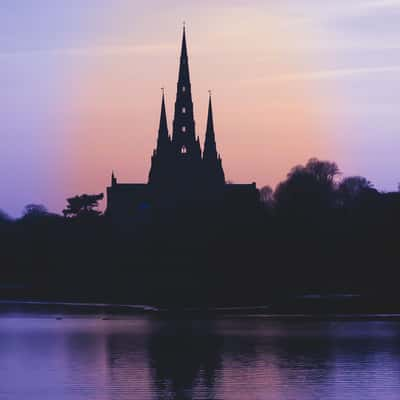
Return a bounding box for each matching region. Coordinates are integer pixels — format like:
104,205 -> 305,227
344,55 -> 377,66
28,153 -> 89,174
1,312 -> 400,400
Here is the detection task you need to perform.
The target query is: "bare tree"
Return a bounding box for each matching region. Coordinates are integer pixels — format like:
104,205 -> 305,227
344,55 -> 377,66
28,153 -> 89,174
304,158 -> 340,184
259,185 -> 274,207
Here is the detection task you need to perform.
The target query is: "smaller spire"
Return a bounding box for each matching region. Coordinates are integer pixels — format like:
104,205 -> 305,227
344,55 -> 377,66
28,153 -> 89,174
203,92 -> 217,161
111,171 -> 117,186
157,88 -> 169,148
206,91 -> 214,136
202,93 -> 226,185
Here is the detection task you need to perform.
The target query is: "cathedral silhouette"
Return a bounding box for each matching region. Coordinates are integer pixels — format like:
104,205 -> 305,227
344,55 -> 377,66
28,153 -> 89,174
106,27 -> 259,223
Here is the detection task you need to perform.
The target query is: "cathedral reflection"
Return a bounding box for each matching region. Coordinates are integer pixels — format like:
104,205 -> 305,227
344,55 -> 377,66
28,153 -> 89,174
147,319 -> 223,400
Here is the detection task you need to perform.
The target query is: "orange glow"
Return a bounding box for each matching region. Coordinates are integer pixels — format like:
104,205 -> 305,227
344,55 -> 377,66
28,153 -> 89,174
63,9 -> 340,207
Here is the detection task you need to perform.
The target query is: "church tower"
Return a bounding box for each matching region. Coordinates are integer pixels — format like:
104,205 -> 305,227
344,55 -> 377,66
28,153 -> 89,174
107,26 -> 259,221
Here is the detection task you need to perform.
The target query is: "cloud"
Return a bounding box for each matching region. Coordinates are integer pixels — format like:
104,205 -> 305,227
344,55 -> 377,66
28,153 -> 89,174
243,66 -> 400,84
275,0 -> 400,22
0,44 -> 175,59
362,0 -> 400,8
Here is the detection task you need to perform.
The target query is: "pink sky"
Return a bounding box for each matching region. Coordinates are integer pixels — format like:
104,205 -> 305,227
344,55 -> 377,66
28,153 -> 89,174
1,0 -> 399,215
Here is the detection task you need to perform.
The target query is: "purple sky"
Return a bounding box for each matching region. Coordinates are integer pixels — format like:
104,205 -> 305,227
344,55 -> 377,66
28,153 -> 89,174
1,0 -> 400,216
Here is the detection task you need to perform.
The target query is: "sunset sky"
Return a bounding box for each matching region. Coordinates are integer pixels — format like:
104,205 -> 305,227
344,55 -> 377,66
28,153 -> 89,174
1,0 -> 400,216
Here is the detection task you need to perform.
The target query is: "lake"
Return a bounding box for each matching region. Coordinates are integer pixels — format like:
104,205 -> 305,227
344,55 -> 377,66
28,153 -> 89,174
1,310 -> 400,400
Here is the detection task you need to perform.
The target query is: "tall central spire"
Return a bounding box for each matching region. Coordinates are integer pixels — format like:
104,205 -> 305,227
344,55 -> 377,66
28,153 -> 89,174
171,25 -> 201,161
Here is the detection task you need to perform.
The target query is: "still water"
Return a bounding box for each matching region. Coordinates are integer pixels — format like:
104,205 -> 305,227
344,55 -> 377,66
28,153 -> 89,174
1,312 -> 400,400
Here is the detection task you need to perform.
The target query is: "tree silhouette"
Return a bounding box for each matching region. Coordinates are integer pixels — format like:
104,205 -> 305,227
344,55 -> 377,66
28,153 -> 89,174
22,204 -> 49,218
304,158 -> 340,185
0,209 -> 11,224
63,193 -> 104,218
260,185 -> 274,207
338,176 -> 375,208
274,158 -> 340,214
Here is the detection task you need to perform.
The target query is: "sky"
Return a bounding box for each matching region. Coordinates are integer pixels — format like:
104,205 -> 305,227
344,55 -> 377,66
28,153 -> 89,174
1,0 -> 400,216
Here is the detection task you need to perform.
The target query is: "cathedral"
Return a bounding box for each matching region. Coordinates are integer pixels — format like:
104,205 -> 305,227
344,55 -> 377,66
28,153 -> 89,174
106,27 -> 259,223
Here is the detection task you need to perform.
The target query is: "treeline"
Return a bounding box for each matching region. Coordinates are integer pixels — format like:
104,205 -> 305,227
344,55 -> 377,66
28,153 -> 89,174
0,158 -> 399,309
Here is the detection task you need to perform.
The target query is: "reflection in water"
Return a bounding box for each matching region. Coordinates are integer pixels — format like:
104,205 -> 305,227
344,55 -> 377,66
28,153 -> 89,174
147,319 -> 223,400
1,315 -> 400,399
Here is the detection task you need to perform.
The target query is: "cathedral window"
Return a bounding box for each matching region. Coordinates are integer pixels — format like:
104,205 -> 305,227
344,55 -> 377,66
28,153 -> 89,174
181,126 -> 186,133
182,107 -> 186,114
181,145 -> 187,154
182,86 -> 186,92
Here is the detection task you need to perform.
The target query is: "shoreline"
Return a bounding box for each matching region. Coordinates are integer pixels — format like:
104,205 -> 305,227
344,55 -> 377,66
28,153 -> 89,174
2,299 -> 400,320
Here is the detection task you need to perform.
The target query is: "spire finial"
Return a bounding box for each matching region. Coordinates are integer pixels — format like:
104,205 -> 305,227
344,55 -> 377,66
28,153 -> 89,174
182,21 -> 186,37
181,22 -> 187,51
161,87 -> 165,96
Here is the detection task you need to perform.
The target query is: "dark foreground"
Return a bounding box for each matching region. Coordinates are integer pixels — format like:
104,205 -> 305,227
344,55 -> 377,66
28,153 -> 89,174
2,157 -> 400,308
1,308 -> 400,400
1,200 -> 400,310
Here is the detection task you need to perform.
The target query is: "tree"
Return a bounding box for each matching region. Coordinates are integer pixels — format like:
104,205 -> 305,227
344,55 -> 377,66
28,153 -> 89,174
338,176 -> 378,208
0,209 -> 12,223
304,158 -> 340,185
63,193 -> 104,218
259,185 -> 274,207
274,158 -> 340,214
22,204 -> 49,218
339,176 -> 372,200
